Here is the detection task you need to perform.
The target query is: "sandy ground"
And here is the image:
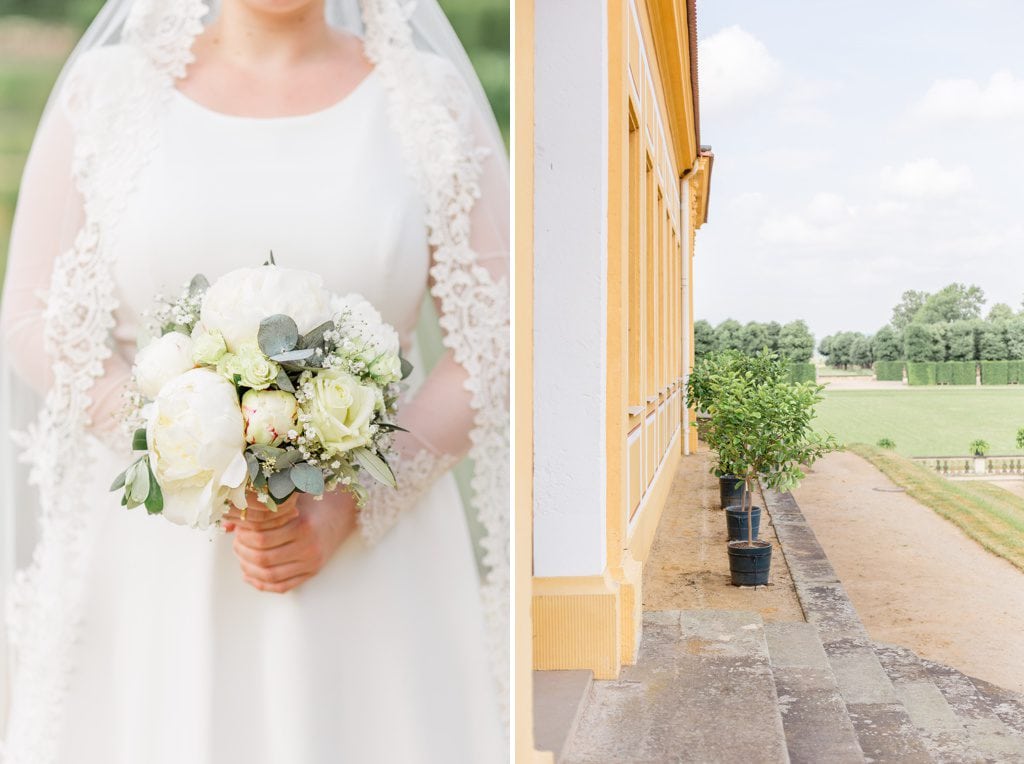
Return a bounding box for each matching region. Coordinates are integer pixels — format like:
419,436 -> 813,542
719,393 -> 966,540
793,450 -> 1024,693
642,447 -> 805,623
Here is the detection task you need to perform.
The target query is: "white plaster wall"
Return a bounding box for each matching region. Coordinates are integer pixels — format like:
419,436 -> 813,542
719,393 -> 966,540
680,177 -> 692,455
532,0 -> 608,578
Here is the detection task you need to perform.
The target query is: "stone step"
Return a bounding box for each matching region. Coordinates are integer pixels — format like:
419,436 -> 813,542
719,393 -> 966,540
562,610 -> 789,764
873,642 -> 990,762
914,655 -> 1024,762
763,622 -> 865,763
820,636 -> 933,763
533,670 -> 594,763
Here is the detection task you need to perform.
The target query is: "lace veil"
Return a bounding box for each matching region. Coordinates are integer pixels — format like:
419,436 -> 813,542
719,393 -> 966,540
0,0 -> 509,757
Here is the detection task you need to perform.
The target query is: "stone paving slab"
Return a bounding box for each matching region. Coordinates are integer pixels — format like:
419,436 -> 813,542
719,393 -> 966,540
844,702 -> 933,763
533,670 -> 594,762
562,611 -> 789,764
771,669 -> 864,763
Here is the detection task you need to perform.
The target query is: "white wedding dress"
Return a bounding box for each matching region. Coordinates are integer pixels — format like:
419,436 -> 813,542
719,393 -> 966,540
2,64 -> 503,763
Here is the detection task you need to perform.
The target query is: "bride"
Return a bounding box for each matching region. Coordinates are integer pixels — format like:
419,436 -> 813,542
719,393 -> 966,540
0,1 -> 509,762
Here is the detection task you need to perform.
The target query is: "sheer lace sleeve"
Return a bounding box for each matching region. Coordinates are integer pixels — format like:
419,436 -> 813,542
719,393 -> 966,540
0,63 -> 134,440
357,55 -> 509,545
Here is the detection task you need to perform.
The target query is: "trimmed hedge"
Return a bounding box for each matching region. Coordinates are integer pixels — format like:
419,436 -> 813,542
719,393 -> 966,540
874,360 -> 905,381
949,361 -> 977,385
787,363 -> 816,384
935,362 -> 953,385
906,362 -> 936,386
1009,360 -> 1024,384
981,360 -> 1010,385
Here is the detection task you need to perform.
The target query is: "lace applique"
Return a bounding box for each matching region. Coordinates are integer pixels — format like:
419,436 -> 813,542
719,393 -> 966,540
358,449 -> 458,545
124,0 -> 209,78
363,0 -> 511,732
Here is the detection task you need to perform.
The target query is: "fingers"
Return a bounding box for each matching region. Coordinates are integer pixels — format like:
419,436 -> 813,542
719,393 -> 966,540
233,521 -> 303,552
238,558 -> 314,585
232,531 -> 310,568
243,573 -> 313,594
224,497 -> 299,528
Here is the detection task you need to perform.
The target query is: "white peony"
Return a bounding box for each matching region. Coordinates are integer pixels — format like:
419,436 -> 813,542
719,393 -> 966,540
147,368 -> 248,529
134,332 -> 196,400
201,265 -> 332,353
241,389 -> 298,446
302,369 -> 380,456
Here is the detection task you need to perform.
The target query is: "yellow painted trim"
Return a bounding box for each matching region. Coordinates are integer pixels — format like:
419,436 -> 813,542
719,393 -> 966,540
532,573 -> 622,679
628,428 -> 681,561
513,3 -> 554,762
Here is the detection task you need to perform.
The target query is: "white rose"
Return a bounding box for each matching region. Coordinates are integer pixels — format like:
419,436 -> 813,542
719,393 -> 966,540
200,265 -> 332,352
235,343 -> 280,390
368,353 -> 403,384
134,332 -> 195,399
148,368 -> 248,529
241,389 -> 298,446
190,322 -> 228,366
302,369 -> 379,456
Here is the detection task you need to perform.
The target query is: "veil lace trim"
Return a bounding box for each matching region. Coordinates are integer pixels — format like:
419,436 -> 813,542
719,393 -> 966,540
2,1 -> 509,759
362,0 -> 510,728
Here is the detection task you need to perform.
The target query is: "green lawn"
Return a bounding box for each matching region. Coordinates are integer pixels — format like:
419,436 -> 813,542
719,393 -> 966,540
814,387 -> 1024,457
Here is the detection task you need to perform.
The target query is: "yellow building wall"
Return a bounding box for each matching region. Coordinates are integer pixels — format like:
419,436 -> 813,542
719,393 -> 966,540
531,0 -> 707,681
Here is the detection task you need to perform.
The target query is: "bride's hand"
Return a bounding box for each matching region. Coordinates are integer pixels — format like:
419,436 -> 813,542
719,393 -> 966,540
223,491 -> 358,594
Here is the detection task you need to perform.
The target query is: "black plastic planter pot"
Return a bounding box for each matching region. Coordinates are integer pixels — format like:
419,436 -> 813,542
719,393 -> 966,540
724,505 -> 761,542
718,476 -> 746,510
727,540 -> 772,586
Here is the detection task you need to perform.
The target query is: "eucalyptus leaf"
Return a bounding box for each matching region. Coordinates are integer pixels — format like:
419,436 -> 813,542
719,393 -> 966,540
257,314 -> 299,357
268,470 -> 295,501
244,451 -> 260,482
275,369 -> 295,393
375,422 -> 409,433
253,471 -> 268,492
144,462 -> 164,515
400,356 -> 414,380
188,273 -> 210,295
290,462 -> 325,495
127,460 -> 150,505
298,321 -> 334,350
275,449 -> 304,470
270,348 -> 316,363
248,444 -> 286,461
132,428 -> 148,452
352,447 -> 397,488
110,469 -> 127,492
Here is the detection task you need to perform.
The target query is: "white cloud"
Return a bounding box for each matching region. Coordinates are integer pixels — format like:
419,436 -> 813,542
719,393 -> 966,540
880,158 -> 973,199
758,192 -> 855,247
913,70 -> 1024,122
698,26 -> 782,114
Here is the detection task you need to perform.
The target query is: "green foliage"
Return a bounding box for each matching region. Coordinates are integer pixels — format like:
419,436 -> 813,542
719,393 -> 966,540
988,302 -> 1016,322
739,321 -> 771,356
1009,361 -> 1024,385
890,289 -> 929,331
876,438 -> 896,450
906,362 -> 936,386
949,361 -> 977,385
979,321 -> 1009,361
1017,428 -> 1024,450
778,320 -> 815,363
713,319 -> 744,353
945,320 -> 979,361
694,319 -> 716,359
700,358 -> 838,544
874,360 -> 905,381
904,323 -> 944,362
981,360 -> 1010,385
913,283 -> 985,324
970,439 -> 990,457
1006,318 -> 1024,360
787,363 -> 816,384
820,330 -> 872,368
871,326 -> 903,362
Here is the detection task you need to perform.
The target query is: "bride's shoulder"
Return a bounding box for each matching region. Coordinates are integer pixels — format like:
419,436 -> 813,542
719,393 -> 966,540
59,44 -> 162,117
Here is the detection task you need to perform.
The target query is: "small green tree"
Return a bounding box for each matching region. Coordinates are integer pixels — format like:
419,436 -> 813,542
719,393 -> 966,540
700,357 -> 839,546
778,320 -> 815,363
876,438 -> 896,450
970,439 -> 990,457
871,326 -> 903,362
1017,428 -> 1024,450
694,319 -> 716,359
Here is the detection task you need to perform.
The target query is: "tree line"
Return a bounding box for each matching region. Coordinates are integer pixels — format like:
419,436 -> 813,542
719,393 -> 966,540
819,283 -> 1024,367
694,319 -> 815,363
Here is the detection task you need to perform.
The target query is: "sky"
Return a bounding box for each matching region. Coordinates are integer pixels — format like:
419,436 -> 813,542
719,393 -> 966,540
693,0 -> 1024,343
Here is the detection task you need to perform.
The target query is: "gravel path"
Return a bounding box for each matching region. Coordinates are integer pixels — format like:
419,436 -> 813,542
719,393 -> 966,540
793,450 -> 1024,693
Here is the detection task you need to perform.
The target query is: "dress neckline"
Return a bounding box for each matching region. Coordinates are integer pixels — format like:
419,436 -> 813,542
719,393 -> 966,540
171,68 -> 378,123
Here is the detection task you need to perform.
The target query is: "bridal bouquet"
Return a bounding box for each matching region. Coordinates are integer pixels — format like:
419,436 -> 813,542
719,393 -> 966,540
110,260 -> 410,529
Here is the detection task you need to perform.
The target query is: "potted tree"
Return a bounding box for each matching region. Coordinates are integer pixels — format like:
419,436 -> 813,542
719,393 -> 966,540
686,350 -> 790,511
703,358 -> 838,585
970,439 -> 990,475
